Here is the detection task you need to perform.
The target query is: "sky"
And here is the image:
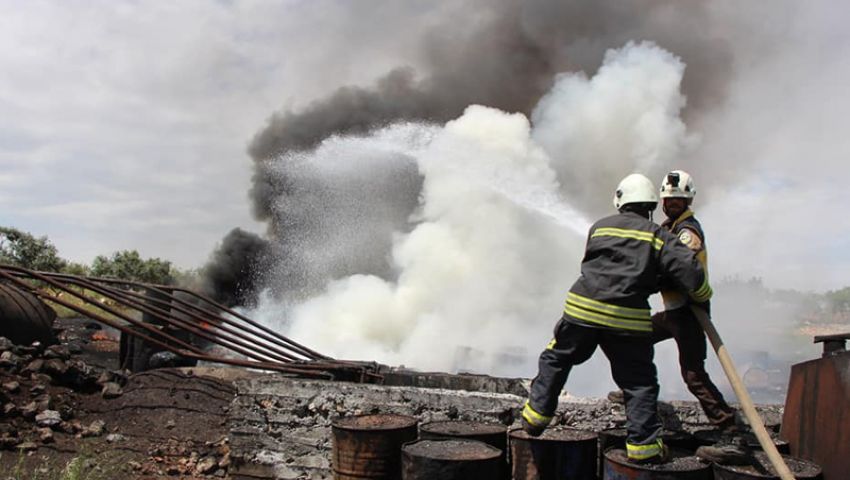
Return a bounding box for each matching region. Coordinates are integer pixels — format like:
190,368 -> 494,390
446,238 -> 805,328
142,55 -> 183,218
1,0 -> 850,294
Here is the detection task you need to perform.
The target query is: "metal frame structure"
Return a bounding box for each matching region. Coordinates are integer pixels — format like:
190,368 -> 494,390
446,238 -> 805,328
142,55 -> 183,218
0,265 -> 381,383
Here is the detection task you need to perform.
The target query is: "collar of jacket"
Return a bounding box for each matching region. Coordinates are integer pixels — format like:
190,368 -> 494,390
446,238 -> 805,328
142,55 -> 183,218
664,208 -> 694,230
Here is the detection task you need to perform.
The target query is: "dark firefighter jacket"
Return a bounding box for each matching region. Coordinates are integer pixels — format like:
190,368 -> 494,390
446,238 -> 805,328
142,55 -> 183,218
563,211 -> 712,334
659,209 -> 707,311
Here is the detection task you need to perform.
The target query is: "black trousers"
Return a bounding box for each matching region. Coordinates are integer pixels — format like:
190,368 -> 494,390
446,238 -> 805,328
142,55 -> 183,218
527,317 -> 661,447
652,307 -> 735,428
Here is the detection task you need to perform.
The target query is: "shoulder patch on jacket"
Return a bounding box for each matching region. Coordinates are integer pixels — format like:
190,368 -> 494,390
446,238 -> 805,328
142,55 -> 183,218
677,228 -> 702,251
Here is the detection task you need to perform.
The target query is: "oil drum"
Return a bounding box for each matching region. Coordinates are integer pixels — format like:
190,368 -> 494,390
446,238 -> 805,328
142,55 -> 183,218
713,452 -> 823,480
332,413 -> 418,480
510,427 -> 597,480
420,420 -> 508,479
401,439 -> 501,480
603,448 -> 712,479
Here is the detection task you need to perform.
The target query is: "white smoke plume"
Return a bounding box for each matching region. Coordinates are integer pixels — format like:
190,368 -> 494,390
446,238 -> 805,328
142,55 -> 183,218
252,43 -> 692,394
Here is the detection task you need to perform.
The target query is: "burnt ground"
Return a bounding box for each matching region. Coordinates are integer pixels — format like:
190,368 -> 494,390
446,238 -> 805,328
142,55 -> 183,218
0,317 -> 244,479
1,316 -> 790,480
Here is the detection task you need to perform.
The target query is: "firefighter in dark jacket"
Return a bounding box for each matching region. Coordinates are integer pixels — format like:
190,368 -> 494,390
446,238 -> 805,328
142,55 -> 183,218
654,170 -> 745,463
521,173 -> 712,464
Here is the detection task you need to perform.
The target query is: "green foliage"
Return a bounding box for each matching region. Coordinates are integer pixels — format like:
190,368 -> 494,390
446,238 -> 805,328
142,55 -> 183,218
824,286 -> 850,314
90,249 -> 174,285
0,226 -> 66,272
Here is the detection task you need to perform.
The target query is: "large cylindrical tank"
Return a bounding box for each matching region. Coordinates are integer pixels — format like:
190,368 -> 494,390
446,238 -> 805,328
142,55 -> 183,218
781,332 -> 850,480
0,282 -> 56,345
331,414 -> 418,480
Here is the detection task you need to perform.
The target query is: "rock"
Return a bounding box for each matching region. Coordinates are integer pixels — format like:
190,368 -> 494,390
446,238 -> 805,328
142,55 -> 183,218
3,403 -> 17,416
35,410 -> 62,428
0,351 -> 22,368
57,404 -> 74,420
43,359 -> 68,377
127,461 -> 141,471
37,427 -> 54,444
105,433 -> 124,443
20,401 -> 39,419
0,337 -> 13,352
214,469 -> 226,477
22,359 -> 44,374
0,434 -> 21,449
81,420 -> 106,438
59,420 -> 81,434
17,441 -> 38,452
33,394 -> 52,411
218,452 -> 231,468
165,419 -> 176,429
2,381 -> 20,393
101,382 -> 123,399
195,456 -> 218,475
44,345 -> 71,360
67,342 -> 83,354
30,373 -> 52,385
30,384 -> 46,395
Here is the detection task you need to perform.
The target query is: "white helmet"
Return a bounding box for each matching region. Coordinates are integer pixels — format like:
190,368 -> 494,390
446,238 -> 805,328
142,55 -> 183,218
613,173 -> 658,210
659,170 -> 696,200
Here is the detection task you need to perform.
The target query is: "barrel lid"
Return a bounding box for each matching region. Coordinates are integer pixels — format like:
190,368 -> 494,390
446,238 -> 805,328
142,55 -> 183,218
332,413 -> 418,431
605,448 -> 709,472
403,439 -> 501,461
420,420 -> 506,436
509,427 -> 596,442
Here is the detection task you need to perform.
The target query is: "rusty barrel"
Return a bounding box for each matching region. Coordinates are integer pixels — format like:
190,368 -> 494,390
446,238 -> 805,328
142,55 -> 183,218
510,427 -> 597,480
420,421 -> 508,479
693,429 -> 790,455
332,414 -> 418,480
598,428 -> 698,478
401,439 -> 501,480
603,448 -> 712,480
713,452 -> 822,480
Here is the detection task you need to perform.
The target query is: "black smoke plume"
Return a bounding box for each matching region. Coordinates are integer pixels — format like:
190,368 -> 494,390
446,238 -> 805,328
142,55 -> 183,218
205,0 -> 734,304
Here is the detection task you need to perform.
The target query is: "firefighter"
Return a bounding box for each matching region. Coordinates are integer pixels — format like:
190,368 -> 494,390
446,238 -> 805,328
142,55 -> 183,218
654,170 -> 746,464
521,173 -> 712,465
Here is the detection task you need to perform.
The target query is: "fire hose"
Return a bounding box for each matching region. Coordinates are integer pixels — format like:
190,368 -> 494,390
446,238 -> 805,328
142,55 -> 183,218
690,305 -> 794,480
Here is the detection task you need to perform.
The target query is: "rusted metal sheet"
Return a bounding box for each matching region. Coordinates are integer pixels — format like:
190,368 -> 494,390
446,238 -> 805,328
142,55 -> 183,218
510,427 -> 597,480
401,439 -> 501,480
0,281 -> 56,344
332,414 -> 418,480
602,448 -> 711,479
780,334 -> 850,480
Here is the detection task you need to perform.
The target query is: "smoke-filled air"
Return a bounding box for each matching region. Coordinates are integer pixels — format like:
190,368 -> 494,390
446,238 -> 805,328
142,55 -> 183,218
247,42 -> 694,393
200,0 -> 850,401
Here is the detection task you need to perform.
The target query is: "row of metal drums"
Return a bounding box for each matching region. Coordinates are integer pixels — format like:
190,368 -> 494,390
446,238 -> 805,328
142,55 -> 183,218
330,414 -> 823,480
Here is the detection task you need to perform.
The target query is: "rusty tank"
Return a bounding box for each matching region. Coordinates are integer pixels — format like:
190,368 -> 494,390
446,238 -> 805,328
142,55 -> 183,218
331,413 -> 418,480
0,281 -> 56,345
780,332 -> 850,480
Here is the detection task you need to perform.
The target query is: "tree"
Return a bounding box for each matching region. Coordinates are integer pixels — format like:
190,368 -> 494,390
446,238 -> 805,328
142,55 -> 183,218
0,226 -> 66,272
90,250 -> 174,285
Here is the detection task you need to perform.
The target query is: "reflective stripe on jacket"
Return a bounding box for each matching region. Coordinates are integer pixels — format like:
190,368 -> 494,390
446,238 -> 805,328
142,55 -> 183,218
564,211 -> 711,334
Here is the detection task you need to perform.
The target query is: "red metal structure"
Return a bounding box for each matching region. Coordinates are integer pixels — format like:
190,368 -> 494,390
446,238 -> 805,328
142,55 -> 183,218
781,332 -> 850,480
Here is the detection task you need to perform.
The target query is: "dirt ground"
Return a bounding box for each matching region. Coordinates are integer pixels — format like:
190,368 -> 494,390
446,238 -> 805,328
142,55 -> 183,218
1,317 -> 236,479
